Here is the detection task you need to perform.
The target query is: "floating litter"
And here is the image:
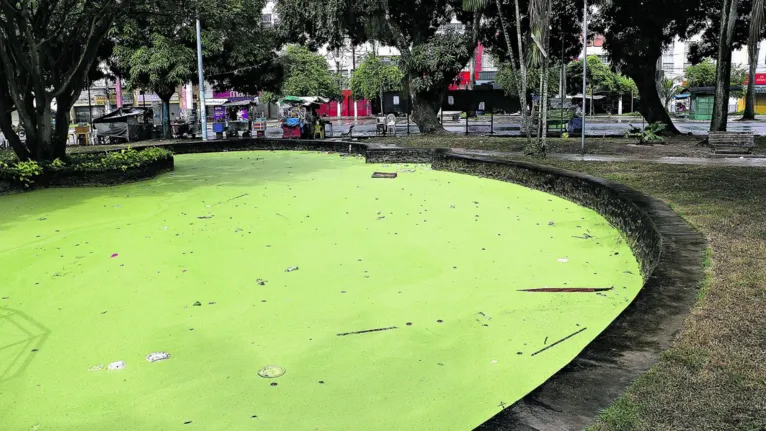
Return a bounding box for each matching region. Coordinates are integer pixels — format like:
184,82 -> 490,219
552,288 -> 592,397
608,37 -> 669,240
490,360 -> 498,364
107,361 -> 126,371
258,365 -> 286,378
193,301 -> 202,306
146,352 -> 171,363
256,279 -> 266,286
88,364 -> 105,372
557,258 -> 569,263
110,253 -> 118,258
285,266 -> 299,272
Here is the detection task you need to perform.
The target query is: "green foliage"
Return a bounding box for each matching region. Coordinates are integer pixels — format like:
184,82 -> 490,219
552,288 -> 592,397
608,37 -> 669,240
626,122 -> 666,144
567,56 -> 637,95
659,77 -> 683,109
350,55 -> 404,101
496,63 -> 559,96
0,160 -> 43,187
64,148 -> 172,173
685,59 -> 747,97
408,32 -> 473,95
279,46 -> 341,99
113,0 -> 282,100
685,59 -> 718,87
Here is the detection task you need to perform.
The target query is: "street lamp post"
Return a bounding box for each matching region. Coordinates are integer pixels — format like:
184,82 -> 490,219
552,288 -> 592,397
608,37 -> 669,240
581,0 -> 588,155
196,18 -> 209,141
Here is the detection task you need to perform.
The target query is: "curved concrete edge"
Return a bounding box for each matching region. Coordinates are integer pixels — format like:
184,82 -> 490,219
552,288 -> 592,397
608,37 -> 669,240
25,138 -> 705,429
0,156 -> 175,195
434,154 -> 707,431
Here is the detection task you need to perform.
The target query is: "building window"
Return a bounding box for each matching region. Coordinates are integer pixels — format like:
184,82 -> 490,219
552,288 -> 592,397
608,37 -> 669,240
261,14 -> 272,27
598,54 -> 609,64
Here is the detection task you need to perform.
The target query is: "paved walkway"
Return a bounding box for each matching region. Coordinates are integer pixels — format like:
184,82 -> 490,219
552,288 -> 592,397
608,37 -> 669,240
450,148 -> 766,167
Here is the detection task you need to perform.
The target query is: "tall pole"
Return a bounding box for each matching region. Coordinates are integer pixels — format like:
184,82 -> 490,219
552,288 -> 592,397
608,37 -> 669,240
581,0 -> 588,155
196,18 -> 209,141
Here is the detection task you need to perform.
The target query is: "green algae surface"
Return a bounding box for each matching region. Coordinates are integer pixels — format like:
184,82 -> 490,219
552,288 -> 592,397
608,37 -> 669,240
0,151 -> 643,430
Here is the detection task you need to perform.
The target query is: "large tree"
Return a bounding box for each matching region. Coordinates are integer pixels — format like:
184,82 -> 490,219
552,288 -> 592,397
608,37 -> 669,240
0,0 -> 145,161
277,0 -> 476,133
113,0 -> 282,138
593,0 -> 718,134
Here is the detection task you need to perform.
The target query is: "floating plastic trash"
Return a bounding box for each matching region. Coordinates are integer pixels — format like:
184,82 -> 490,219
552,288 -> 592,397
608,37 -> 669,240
256,279 -> 267,286
146,352 -> 171,363
88,364 -> 105,372
111,253 -> 118,258
557,258 -> 569,263
107,361 -> 126,371
285,266 -> 299,272
258,365 -> 286,378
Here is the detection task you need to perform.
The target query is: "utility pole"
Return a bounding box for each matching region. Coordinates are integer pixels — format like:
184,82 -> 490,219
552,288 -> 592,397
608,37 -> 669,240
581,0 -> 588,155
196,18 -> 209,140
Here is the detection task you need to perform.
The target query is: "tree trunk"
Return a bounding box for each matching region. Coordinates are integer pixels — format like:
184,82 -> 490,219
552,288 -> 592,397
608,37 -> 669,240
53,108 -> 71,160
32,102 -> 56,162
711,0 -> 740,131
410,82 -> 444,134
743,0 -> 764,120
743,43 -> 760,120
494,0 -> 529,140
628,62 -> 681,134
160,96 -> 172,139
0,108 -> 28,161
514,0 -> 530,142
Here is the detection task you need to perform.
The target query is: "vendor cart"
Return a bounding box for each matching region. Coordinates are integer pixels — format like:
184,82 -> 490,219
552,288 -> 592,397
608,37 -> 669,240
222,97 -> 259,138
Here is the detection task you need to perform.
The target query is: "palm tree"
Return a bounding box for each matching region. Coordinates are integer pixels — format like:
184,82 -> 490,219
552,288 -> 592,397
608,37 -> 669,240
743,0 -> 765,120
659,77 -> 682,113
463,0 -> 531,143
528,0 -> 553,156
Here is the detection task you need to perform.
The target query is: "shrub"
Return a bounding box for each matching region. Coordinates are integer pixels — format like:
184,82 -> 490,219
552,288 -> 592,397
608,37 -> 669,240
1,160 -> 43,187
626,122 -> 666,145
1,147 -> 172,188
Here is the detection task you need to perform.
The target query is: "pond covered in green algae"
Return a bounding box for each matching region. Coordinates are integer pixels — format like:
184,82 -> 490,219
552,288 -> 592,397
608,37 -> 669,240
0,151 -> 642,430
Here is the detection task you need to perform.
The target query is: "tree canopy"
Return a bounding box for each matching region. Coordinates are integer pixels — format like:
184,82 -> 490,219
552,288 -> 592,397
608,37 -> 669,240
0,0 -> 151,161
685,58 -> 747,96
276,0 -> 476,133
278,45 -> 341,98
113,0 -> 283,137
350,55 -> 404,102
566,56 -> 637,96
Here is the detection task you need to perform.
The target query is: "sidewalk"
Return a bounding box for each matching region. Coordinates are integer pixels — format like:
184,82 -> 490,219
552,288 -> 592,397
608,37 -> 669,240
450,148 -> 766,167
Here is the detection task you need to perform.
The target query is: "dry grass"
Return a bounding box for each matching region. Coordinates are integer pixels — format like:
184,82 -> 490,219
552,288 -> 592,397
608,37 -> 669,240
500,159 -> 766,431
379,135 -> 766,157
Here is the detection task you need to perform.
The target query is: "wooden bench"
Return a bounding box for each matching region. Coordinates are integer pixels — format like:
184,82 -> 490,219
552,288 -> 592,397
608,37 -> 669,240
708,131 -> 755,154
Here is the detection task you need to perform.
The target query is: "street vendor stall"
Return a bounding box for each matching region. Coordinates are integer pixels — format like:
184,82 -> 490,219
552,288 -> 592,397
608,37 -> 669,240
222,97 -> 259,138
278,96 -> 332,139
93,107 -> 153,145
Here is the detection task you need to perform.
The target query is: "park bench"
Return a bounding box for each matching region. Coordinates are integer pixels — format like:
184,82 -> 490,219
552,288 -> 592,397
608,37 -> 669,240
531,108 -> 575,136
708,131 -> 755,154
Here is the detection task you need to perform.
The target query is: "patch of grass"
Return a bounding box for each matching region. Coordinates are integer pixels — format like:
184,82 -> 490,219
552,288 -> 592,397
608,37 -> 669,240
496,158 -> 766,430
588,397 -> 641,431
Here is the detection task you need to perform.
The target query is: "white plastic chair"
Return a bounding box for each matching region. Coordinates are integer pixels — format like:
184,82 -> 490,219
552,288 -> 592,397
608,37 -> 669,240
386,114 -> 397,136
